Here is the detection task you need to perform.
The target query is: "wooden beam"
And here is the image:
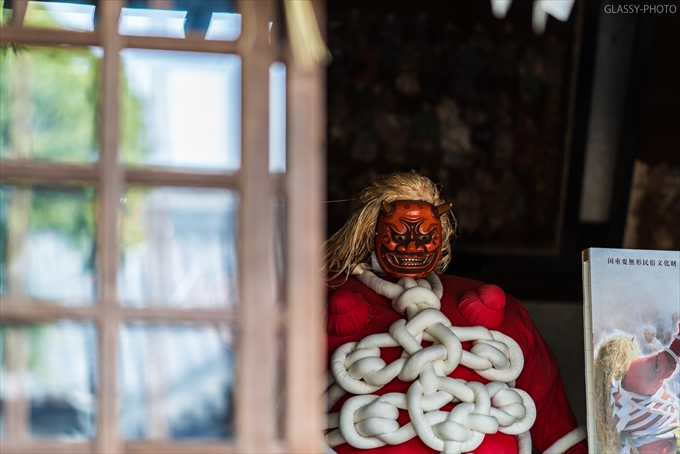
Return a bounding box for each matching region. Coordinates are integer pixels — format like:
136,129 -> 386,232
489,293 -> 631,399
284,1 -> 326,451
0,302 -> 99,323
0,301 -> 240,324
125,441 -> 234,454
147,0 -> 172,8
126,440 -> 285,453
0,160 -> 239,189
123,35 -> 240,54
120,307 -> 237,324
0,441 -> 292,454
0,29 -> 240,55
125,167 -> 238,188
0,442 -> 95,454
0,160 -> 98,184
236,0 -> 278,452
0,26 -> 100,47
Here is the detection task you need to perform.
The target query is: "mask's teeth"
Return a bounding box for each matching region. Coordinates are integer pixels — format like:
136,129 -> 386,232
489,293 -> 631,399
396,256 -> 426,266
387,254 -> 432,267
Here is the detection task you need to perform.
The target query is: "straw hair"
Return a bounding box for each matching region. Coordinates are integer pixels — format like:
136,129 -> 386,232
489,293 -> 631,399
323,171 -> 457,282
593,335 -> 638,453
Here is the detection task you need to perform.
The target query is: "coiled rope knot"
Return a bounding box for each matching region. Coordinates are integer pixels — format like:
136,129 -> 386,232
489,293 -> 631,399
324,270 -> 537,453
328,379 -> 536,454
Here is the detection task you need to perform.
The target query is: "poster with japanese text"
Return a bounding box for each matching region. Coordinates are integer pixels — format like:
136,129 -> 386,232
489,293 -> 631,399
583,248 -> 679,453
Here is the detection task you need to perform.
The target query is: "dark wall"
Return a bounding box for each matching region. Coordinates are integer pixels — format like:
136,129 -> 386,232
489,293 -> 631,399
325,0 -> 601,300
325,0 -> 679,301
616,9 -> 680,251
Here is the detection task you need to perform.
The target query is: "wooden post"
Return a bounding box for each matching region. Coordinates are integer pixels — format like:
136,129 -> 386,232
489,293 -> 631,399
10,0 -> 28,25
285,1 -> 326,452
4,328 -> 29,442
3,26 -> 33,442
236,0 -> 278,452
97,1 -> 124,453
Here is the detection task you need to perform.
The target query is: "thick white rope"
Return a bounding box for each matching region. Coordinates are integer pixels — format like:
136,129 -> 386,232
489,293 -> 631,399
326,270 -> 540,453
542,426 -> 587,454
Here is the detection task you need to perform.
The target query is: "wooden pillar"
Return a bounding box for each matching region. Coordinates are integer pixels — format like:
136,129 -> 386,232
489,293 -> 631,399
236,1 -> 278,452
285,1 -> 326,452
97,1 -> 124,452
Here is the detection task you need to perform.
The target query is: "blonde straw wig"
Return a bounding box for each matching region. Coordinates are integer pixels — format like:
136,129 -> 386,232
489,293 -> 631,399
323,171 -> 457,281
593,335 -> 638,453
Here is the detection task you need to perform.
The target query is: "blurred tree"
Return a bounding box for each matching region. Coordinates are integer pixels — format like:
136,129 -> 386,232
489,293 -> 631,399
0,2 -> 147,292
0,9 -> 146,162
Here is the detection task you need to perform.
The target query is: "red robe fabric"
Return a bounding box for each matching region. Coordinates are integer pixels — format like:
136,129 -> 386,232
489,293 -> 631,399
326,274 -> 587,454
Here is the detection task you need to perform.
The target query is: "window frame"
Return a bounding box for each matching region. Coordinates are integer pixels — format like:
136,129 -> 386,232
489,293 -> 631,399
0,0 -> 325,452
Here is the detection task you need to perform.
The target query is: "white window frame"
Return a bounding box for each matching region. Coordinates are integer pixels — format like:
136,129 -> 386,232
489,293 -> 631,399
0,0 -> 325,452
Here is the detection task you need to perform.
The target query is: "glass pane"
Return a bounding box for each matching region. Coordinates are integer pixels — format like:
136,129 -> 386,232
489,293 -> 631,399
0,45 -> 101,163
0,323 -> 97,440
120,0 -> 240,40
118,187 -> 238,307
0,186 -> 97,303
23,1 -> 96,31
1,7 -> 10,25
120,49 -> 241,170
269,62 -> 286,173
119,324 -> 234,440
28,322 -> 97,439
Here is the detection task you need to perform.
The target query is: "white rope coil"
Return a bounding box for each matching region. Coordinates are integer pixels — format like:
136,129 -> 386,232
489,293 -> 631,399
326,271 -> 540,453
326,380 -> 537,453
542,426 -> 587,454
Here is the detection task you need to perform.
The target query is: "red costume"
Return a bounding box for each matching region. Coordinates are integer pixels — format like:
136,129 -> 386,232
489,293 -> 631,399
326,274 -> 588,453
323,175 -> 586,453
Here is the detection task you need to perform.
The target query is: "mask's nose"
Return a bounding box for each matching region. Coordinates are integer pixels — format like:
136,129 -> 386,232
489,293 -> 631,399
406,241 -> 418,253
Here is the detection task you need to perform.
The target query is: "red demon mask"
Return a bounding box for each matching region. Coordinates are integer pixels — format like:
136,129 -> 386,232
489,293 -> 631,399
375,200 -> 452,279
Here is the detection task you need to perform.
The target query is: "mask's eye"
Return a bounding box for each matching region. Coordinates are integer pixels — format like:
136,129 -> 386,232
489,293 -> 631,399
394,234 -> 406,242
417,234 -> 430,241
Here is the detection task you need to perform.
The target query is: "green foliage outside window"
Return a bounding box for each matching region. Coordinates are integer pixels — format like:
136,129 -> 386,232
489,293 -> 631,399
0,3 -> 148,292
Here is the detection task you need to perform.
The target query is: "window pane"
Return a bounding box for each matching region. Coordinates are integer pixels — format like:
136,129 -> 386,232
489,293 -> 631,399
0,186 -> 97,303
23,1 -> 96,31
119,187 -> 238,307
269,62 -> 286,173
0,323 -> 97,440
28,322 -> 97,439
120,50 -> 241,170
119,324 -> 234,440
120,0 -> 239,41
4,1 -> 242,39
0,46 -> 102,163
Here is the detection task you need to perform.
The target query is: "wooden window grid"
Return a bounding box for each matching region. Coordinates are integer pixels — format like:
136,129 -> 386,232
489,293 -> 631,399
0,0 -> 325,453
